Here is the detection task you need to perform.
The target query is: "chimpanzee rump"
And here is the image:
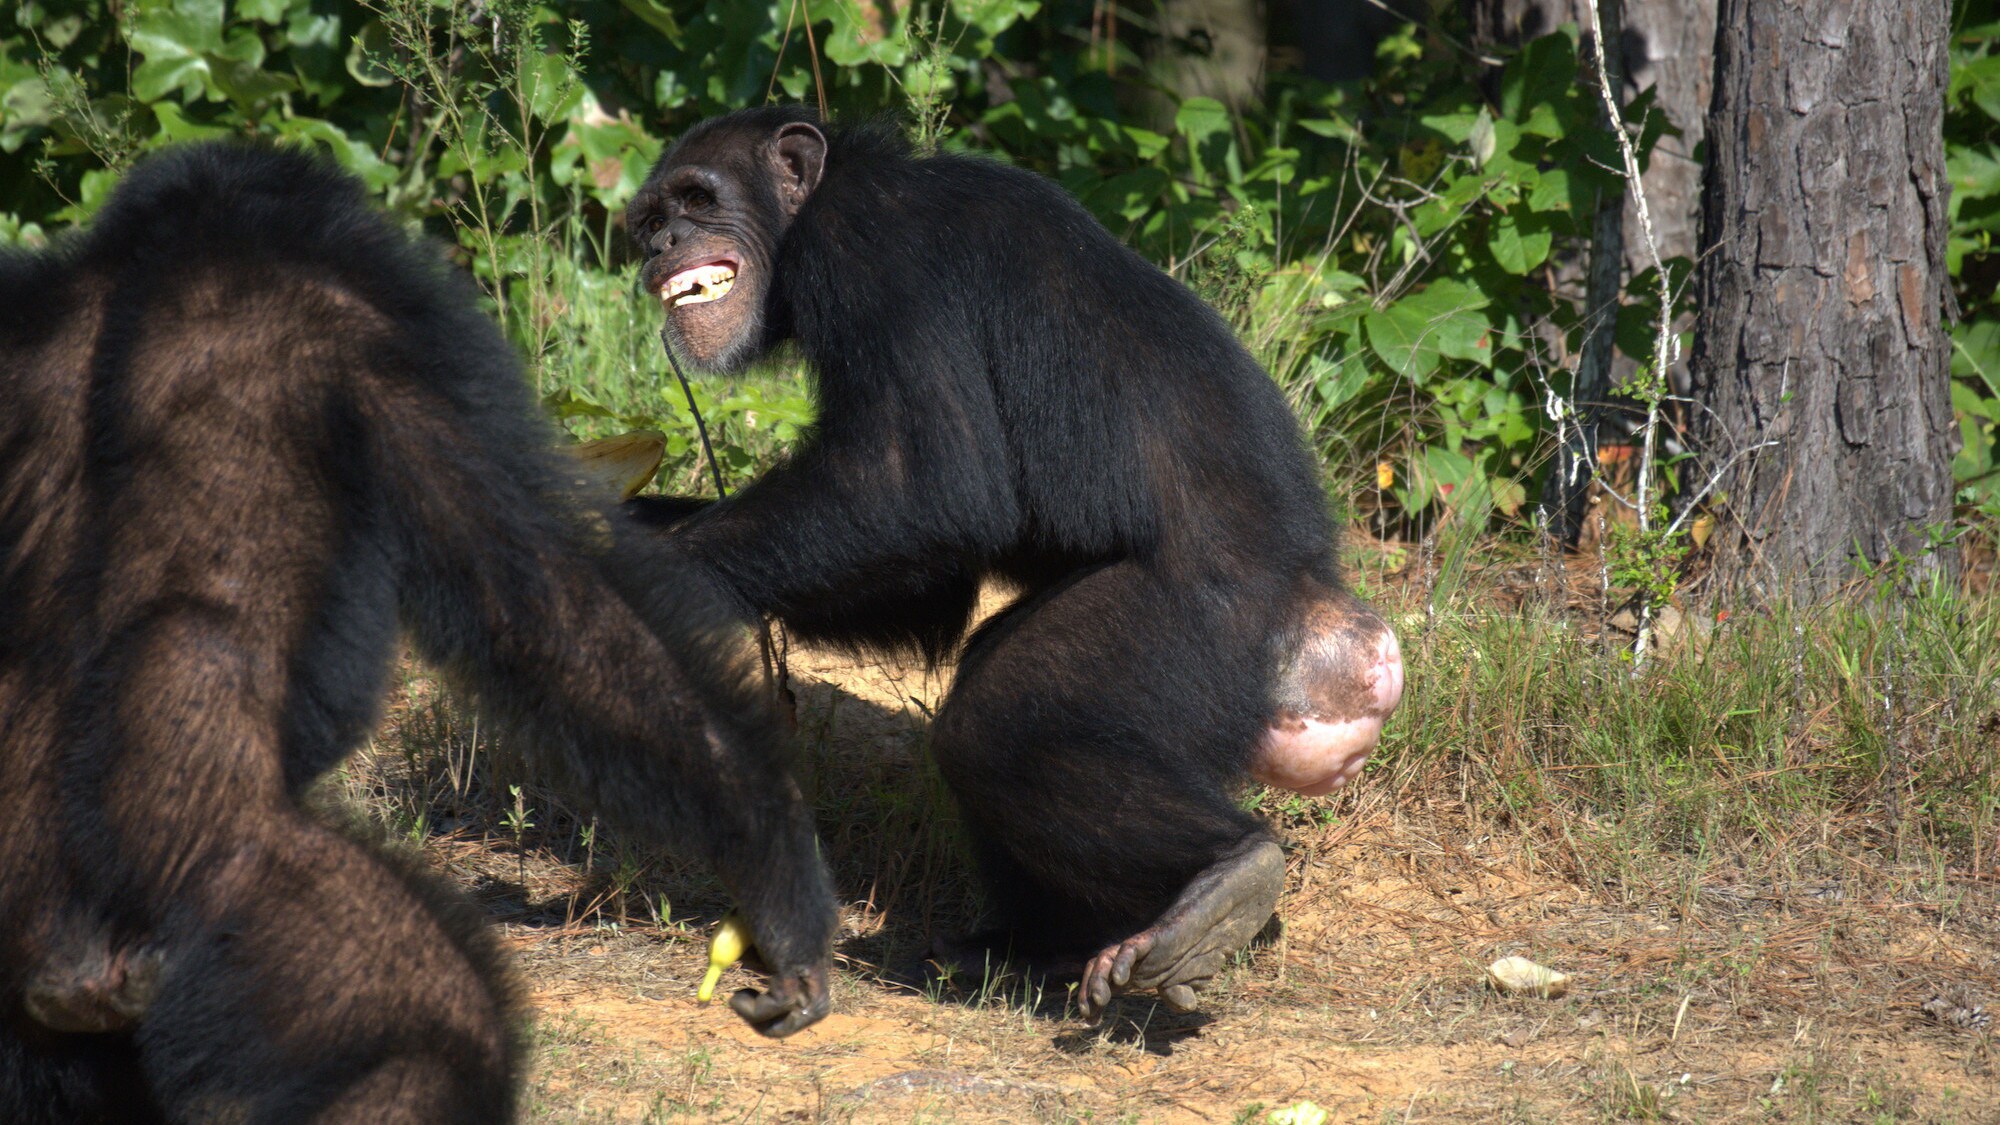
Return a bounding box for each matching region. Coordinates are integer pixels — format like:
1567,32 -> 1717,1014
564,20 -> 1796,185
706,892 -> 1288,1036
625,108 -> 1405,1017
0,143 -> 835,1124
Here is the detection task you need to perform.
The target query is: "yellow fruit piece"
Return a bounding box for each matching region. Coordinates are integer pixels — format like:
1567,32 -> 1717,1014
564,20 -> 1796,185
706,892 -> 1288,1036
573,430 -> 667,500
1376,461 -> 1395,490
698,913 -> 754,1003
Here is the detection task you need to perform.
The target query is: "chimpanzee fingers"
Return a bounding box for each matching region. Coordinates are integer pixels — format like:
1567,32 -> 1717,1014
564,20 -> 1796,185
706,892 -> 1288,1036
22,945 -> 163,1033
727,967 -> 831,1038
727,987 -> 824,1038
1160,984 -> 1200,1011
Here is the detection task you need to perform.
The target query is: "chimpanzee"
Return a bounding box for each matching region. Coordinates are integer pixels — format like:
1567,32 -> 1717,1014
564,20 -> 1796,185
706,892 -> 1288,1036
625,107 -> 1405,1017
0,142 -> 834,1124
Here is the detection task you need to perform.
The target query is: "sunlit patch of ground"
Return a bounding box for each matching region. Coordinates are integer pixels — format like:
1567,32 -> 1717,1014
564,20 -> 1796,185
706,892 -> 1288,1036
345,572 -> 2000,1123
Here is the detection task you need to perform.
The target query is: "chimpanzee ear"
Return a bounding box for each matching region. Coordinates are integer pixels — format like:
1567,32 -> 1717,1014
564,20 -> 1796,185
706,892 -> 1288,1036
771,122 -> 827,215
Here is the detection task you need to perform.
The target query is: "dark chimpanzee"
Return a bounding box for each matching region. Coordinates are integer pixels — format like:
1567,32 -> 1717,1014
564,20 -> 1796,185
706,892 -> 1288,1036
624,107 -> 1406,1017
0,142 -> 835,1124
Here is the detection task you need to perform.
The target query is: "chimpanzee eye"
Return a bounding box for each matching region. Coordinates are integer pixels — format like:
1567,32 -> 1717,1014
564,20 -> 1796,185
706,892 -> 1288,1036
643,215 -> 666,237
682,187 -> 714,211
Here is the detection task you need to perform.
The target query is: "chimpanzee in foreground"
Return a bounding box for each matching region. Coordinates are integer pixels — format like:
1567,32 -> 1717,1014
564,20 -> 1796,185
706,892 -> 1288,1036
625,107 -> 1406,1017
0,143 -> 834,1124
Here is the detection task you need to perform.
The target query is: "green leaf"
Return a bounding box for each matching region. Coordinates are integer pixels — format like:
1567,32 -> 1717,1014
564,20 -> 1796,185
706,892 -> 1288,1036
1174,96 -> 1231,144
1949,144 -> 2000,202
1419,112 -> 1478,144
1307,352 -> 1370,411
1296,117 -> 1356,142
1488,209 -> 1554,274
1953,379 -> 2000,422
1518,100 -> 1564,139
1499,30 -> 1577,122
1528,166 -> 1574,212
823,0 -> 908,68
237,0 -> 293,24
346,21 -> 396,88
523,52 -> 579,121
618,0 -> 682,40
132,56 -> 207,102
151,101 -> 231,141
1953,53 -> 2000,124
1365,279 -> 1491,378
1954,319 -> 2000,398
952,0 -> 1041,37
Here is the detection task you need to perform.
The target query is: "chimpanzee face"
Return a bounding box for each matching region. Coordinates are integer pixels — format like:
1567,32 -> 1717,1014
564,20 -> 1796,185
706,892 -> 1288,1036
627,121 -> 826,373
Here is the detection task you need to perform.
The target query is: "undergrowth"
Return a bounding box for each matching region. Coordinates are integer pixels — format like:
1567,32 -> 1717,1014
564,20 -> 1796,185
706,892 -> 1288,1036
339,559 -> 2000,948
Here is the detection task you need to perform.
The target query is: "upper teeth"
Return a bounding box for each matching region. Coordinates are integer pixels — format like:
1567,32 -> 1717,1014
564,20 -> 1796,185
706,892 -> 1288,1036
663,264 -> 736,307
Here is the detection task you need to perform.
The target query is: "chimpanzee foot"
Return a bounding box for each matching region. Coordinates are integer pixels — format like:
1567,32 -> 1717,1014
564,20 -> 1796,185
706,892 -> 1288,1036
23,944 -> 164,1033
1077,837 -> 1284,1020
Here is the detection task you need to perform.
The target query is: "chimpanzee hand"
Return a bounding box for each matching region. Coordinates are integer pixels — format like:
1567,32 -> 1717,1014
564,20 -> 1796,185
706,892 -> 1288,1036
728,961 -> 830,1037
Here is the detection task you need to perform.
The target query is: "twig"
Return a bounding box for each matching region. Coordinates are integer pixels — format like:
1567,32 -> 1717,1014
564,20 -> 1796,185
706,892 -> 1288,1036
1582,0 -> 1681,672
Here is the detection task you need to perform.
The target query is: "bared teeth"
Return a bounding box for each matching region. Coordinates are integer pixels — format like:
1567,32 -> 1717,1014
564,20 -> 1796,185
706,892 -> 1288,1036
661,263 -> 737,307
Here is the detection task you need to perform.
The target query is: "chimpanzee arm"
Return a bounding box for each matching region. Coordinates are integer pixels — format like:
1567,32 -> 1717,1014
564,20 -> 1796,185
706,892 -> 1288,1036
373,387 -> 836,1034
626,494 -> 712,528
651,374 -> 1016,660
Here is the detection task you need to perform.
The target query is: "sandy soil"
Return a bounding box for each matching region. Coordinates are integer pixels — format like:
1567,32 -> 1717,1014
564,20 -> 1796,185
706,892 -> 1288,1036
377,635 -> 1999,1123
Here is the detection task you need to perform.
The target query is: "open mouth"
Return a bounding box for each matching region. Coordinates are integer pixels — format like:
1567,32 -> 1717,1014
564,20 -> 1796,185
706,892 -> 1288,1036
661,260 -> 737,308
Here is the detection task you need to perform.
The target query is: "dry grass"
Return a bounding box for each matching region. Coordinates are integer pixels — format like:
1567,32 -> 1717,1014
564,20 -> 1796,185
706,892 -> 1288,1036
331,548 -> 2000,1123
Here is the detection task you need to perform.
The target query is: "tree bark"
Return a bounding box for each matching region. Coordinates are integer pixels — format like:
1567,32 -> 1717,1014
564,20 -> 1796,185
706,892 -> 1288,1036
1148,0 -> 1268,110
1688,0 -> 1958,600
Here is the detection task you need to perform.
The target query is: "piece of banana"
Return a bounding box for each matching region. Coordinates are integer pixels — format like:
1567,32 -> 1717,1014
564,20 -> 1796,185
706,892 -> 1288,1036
698,913 -> 754,1003
572,430 -> 667,500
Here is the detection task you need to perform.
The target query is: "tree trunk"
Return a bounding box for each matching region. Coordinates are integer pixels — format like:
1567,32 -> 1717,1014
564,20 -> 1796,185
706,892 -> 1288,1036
1148,0 -> 1268,110
1688,0 -> 1958,600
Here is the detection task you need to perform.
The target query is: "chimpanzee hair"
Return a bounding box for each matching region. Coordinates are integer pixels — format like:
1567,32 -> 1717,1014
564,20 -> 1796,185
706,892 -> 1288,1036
0,141 -> 835,1123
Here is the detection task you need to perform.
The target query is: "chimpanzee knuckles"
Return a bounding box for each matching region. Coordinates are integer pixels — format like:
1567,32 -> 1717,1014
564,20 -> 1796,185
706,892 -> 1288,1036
727,963 -> 831,1037
22,946 -> 164,1034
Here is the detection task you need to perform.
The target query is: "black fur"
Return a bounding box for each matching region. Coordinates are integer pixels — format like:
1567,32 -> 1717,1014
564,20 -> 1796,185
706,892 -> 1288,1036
629,109 -> 1341,961
0,142 -> 835,1123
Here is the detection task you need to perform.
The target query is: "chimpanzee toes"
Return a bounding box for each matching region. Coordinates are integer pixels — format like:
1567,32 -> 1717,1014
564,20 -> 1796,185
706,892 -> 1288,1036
1075,837 -> 1285,1020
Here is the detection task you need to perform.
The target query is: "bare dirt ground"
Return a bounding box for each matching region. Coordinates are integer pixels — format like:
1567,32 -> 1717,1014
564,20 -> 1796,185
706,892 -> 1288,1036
362,630 -> 2000,1124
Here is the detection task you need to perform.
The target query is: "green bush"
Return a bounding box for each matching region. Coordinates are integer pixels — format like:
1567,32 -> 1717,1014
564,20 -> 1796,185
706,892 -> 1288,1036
3,0 -> 1991,530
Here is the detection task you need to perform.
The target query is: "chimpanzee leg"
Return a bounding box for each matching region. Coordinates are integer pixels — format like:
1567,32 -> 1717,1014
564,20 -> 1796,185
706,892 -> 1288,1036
133,815 -> 518,1125
49,609 -> 517,1124
932,562 -> 1284,1015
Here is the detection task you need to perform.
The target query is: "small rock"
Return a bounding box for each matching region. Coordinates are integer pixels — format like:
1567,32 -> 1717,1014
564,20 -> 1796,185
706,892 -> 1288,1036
1487,956 -> 1570,999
